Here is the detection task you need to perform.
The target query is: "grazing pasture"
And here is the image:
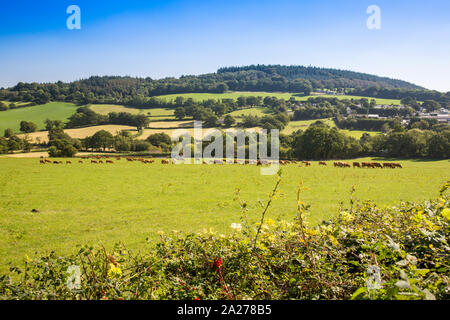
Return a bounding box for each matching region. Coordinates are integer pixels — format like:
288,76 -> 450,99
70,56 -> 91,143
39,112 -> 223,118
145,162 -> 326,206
0,157 -> 448,274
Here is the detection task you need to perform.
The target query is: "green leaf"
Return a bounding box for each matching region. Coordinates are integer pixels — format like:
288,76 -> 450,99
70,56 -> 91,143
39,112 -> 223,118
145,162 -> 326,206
351,287 -> 368,300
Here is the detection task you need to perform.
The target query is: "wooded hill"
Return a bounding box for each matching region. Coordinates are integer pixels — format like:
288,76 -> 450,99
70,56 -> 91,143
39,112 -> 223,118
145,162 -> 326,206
1,65 -> 449,107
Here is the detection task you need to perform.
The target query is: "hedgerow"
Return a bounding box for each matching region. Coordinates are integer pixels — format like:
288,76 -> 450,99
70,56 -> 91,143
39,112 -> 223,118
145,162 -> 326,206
0,174 -> 448,300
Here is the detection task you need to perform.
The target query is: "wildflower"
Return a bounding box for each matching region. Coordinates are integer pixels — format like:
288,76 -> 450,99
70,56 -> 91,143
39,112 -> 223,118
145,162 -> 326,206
107,264 -> 122,279
213,258 -> 223,268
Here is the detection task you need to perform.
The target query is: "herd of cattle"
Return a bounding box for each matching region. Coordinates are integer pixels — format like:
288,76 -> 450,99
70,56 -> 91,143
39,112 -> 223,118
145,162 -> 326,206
39,156 -> 402,168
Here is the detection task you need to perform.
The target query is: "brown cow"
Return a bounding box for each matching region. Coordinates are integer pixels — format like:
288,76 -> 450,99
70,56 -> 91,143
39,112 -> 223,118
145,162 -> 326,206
161,159 -> 170,164
45,160 -> 51,163
66,161 -> 72,164
79,160 -> 83,164
319,161 -> 327,166
106,160 -> 114,164
40,160 -> 45,164
91,160 -> 98,164
353,162 -> 361,168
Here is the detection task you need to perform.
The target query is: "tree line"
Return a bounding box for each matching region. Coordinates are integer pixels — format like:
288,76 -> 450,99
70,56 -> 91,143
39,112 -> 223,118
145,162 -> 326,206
3,65 -> 446,109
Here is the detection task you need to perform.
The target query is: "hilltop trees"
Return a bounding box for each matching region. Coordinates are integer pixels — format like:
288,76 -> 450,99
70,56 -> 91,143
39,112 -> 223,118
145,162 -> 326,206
65,108 -> 150,130
5,65 -> 446,109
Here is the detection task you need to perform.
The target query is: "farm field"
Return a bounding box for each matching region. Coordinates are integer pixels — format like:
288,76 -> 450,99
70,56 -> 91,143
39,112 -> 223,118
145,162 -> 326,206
89,104 -> 146,115
89,104 -> 176,120
0,157 -> 448,275
0,102 -> 79,134
19,125 -> 137,143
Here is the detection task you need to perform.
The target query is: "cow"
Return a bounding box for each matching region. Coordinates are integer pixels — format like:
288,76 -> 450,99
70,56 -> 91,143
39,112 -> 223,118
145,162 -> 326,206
353,162 -> 361,168
303,161 -> 312,167
319,161 -> 327,166
372,162 -> 382,168
79,160 -> 83,164
45,160 -> 51,163
161,159 -> 170,164
106,160 -> 114,164
91,160 -> 98,164
40,160 -> 45,164
66,161 -> 72,164
393,163 -> 402,168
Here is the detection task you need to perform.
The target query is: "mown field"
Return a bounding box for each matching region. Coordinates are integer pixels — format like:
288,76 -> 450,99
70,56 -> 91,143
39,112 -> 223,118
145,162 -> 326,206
0,157 -> 448,275
0,102 -> 79,134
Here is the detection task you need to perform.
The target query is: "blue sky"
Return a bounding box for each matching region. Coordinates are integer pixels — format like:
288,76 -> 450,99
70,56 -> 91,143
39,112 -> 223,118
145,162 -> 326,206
0,0 -> 449,91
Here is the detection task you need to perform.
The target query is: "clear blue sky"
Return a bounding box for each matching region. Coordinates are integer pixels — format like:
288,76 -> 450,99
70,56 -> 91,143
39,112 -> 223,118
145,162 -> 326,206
0,0 -> 449,91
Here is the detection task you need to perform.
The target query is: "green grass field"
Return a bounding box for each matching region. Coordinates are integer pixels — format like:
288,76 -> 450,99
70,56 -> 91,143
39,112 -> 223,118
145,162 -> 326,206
154,92 -> 402,105
0,157 -> 448,274
281,118 -> 380,138
0,102 -> 79,134
226,107 -> 270,118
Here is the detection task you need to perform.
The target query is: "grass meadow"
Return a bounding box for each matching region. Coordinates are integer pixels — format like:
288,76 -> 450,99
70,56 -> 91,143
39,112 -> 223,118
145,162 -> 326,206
0,157 -> 448,275
0,102 -> 79,134
155,92 -> 402,105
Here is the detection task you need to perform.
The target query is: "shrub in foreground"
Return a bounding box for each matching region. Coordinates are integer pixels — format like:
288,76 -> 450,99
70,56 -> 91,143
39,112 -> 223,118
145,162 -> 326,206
0,177 -> 448,300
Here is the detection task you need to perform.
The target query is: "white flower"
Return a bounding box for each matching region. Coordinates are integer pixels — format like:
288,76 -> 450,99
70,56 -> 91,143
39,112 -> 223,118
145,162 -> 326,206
231,223 -> 242,232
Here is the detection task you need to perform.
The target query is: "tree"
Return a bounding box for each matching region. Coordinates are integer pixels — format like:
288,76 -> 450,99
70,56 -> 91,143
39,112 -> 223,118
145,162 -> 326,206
427,132 -> 450,158
204,114 -> 219,128
45,119 -> 65,131
4,128 -> 14,138
89,130 -> 114,151
135,114 -> 150,131
174,107 -> 186,120
20,121 -> 37,133
7,136 -> 23,153
422,100 -> 441,113
223,115 -> 236,128
146,133 -> 172,148
215,83 -> 228,93
0,101 -> 9,111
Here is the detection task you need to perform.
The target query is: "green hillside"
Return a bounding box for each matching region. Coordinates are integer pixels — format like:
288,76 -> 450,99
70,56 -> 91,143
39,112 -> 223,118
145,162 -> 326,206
0,102 -> 79,134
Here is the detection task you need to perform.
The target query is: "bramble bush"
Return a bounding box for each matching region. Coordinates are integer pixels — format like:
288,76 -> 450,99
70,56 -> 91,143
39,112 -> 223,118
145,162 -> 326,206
0,174 -> 448,300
